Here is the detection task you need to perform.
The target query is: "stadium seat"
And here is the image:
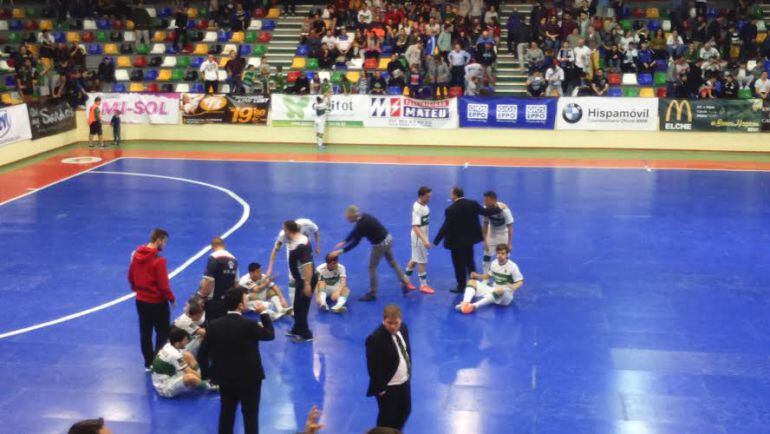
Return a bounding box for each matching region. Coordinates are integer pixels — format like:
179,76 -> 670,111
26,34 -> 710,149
196,19 -> 209,30
381,45 -> 394,56
171,68 -> 185,81
217,30 -> 232,42
253,8 -> 266,18
607,86 -> 622,97
152,30 -> 165,42
95,31 -> 108,43
287,71 -> 300,83
112,83 -> 126,92
346,71 -> 360,83
738,88 -> 752,99
133,56 -> 147,67
622,86 -> 639,97
247,57 -> 261,67
146,83 -> 159,92
66,31 -> 79,42
184,70 -> 198,81
123,31 -> 136,42
82,31 -> 95,42
177,56 -> 191,68
4,75 -> 15,88
266,8 -> 280,19
330,71 -> 344,84
203,31 -> 217,42
655,60 -> 667,72
306,58 -> 319,70
758,21 -> 767,32
96,19 -> 110,30
662,20 -> 671,32
248,20 -> 263,30
84,19 -> 97,30
363,58 -> 378,70
653,72 -> 666,86
159,56 -> 176,68
144,69 -> 158,81
190,83 -> 205,93
244,31 -> 257,44
447,86 -> 463,97
706,7 -> 717,19
637,73 -> 653,85
115,69 -> 130,81
129,82 -> 144,92
239,44 -> 251,56
165,44 -> 179,54
145,7 -> 157,18
647,20 -> 661,31
757,33 -> 768,44
187,7 -> 198,19
639,87 -> 655,97
125,20 -> 135,30
161,83 -> 175,92
619,19 -> 632,31
7,32 -> 22,43
24,20 -> 38,31
257,32 -> 271,43
116,56 -> 131,67
0,21 -> 7,32
194,44 -> 208,55
252,44 -> 267,56
295,45 -> 308,56
378,58 -> 390,70
190,57 -> 203,68
103,43 -> 118,54
11,8 -> 24,18
655,87 -> 667,97
261,20 -> 276,31
150,43 -> 165,54
231,31 -> 244,43
220,84 -> 230,94
87,43 -> 102,55
386,86 -> 401,95
217,70 -> 227,81
291,57 -> 306,69
8,19 -> 21,31
764,60 -> 770,72
158,7 -> 172,18
646,8 -> 659,18
622,73 -> 637,85
218,56 -> 229,68
607,72 -> 621,85
175,83 -> 190,93
158,69 -> 172,81
135,43 -> 150,55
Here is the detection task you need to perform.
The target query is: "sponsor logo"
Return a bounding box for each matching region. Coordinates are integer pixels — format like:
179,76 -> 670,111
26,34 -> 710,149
199,96 -> 228,111
467,103 -> 489,120
283,95 -> 310,119
525,104 -> 548,122
370,97 -> 448,119
0,111 -> 10,138
562,103 -> 583,123
496,104 -> 517,121
664,100 -> 693,130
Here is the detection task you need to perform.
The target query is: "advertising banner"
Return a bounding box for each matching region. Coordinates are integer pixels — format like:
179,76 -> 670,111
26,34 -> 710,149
659,99 -> 762,133
86,93 -> 179,124
761,100 -> 769,132
181,94 -> 269,124
0,103 -> 32,147
366,96 -> 458,129
458,96 -> 556,129
555,97 -> 659,131
28,100 -> 76,139
270,94 -> 367,127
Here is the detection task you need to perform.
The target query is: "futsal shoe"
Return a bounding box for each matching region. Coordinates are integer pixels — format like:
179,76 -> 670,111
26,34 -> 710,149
359,292 -> 376,302
291,335 -> 314,343
283,306 -> 294,316
331,305 -> 347,313
402,282 -> 416,295
419,285 -> 435,294
319,303 -> 329,312
461,303 -> 476,314
285,331 -> 299,338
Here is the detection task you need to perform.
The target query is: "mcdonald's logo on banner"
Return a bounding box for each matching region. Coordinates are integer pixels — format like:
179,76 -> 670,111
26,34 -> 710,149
663,99 -> 693,130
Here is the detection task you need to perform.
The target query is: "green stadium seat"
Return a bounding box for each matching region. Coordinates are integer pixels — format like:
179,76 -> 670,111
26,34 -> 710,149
330,71 -> 344,84
252,44 -> 267,56
171,68 -> 185,81
737,88 -> 752,99
7,32 -> 21,43
306,58 -> 319,70
622,86 -> 639,97
176,56 -> 191,67
135,43 -> 150,55
619,19 -> 632,31
653,72 -> 666,86
95,31 -> 108,42
244,31 -> 257,43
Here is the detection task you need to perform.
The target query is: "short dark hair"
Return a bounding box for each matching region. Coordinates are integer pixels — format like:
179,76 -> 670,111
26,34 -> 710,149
483,191 -> 497,200
211,237 -> 225,248
495,243 -> 510,253
187,296 -> 204,316
94,97 -> 101,103
283,220 -> 300,234
168,326 -> 188,344
248,262 -> 261,272
223,287 -> 246,311
382,304 -> 402,319
366,427 -> 401,434
325,253 -> 338,264
68,418 -> 105,434
417,186 -> 432,197
452,186 -> 464,198
149,228 -> 169,243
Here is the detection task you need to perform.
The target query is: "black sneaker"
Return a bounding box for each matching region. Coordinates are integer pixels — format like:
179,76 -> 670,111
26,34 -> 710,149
285,331 -> 299,338
449,287 -> 463,293
291,335 -> 313,343
358,292 -> 376,302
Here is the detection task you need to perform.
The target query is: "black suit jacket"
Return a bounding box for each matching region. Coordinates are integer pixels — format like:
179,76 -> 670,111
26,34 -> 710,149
365,324 -> 410,396
198,312 -> 274,388
433,198 -> 500,249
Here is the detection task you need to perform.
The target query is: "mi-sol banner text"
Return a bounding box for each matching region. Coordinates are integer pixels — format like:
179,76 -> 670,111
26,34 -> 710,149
86,92 -> 179,124
28,100 -> 76,139
660,98 -> 763,133
367,96 -> 457,129
181,94 -> 269,124
458,96 -> 556,129
555,97 -> 659,131
0,103 -> 32,147
270,94 -> 366,127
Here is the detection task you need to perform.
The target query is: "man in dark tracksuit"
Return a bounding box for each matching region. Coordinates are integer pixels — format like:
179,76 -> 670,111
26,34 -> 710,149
197,237 -> 238,323
283,220 -> 317,343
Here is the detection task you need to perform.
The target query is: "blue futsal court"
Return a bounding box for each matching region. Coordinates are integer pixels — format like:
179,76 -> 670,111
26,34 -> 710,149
1,157 -> 770,434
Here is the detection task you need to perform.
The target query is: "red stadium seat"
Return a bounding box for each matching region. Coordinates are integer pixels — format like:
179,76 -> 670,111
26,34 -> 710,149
607,72 -> 621,85
81,31 -> 95,42
363,58 -> 378,70
253,8 -> 266,18
447,86 -> 463,97
146,83 -> 159,92
655,87 -> 667,97
132,55 -> 147,67
257,31 -> 271,43
287,71 -> 300,83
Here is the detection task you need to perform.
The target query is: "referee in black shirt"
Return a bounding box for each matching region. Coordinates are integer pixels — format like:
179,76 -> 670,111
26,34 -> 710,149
197,237 -> 239,322
330,205 -> 415,301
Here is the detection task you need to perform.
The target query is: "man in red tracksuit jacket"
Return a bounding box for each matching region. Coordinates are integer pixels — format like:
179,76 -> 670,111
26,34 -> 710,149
128,228 -> 176,370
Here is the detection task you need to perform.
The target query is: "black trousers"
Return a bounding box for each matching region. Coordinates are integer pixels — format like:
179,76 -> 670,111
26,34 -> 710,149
205,80 -> 219,94
290,275 -> 316,339
375,382 -> 411,430
135,300 -> 170,368
219,381 -> 262,434
205,297 -> 226,325
450,245 -> 476,291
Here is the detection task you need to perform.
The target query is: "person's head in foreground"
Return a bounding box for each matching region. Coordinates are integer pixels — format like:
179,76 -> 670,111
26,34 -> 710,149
381,304 -> 402,334
68,418 -> 111,434
344,205 -> 360,223
495,243 -> 510,264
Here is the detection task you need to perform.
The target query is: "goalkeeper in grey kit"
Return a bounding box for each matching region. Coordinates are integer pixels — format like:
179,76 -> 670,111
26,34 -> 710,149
313,95 -> 330,150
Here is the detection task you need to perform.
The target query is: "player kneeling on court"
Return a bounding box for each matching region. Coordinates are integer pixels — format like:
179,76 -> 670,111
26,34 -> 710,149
172,296 -> 206,357
315,254 -> 350,313
239,262 -> 293,320
456,244 -> 523,314
151,327 -> 217,398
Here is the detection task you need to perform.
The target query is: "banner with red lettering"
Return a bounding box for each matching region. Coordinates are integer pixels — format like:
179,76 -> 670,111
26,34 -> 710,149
86,93 -> 179,124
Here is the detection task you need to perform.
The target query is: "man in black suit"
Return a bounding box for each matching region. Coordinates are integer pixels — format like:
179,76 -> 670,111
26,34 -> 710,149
433,186 -> 501,293
365,304 -> 412,430
198,287 -> 275,434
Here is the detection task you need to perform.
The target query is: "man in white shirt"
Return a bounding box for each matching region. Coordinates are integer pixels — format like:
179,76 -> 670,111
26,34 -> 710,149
321,29 -> 337,51
545,61 -> 565,96
448,44 -> 471,87
572,39 -> 592,73
357,5 -> 373,29
755,71 -> 770,100
336,28 -> 352,53
199,54 -> 220,93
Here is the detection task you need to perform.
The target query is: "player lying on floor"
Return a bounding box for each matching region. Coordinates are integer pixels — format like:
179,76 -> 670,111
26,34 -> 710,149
172,296 -> 206,356
151,327 -> 218,398
315,254 -> 350,313
456,244 -> 523,314
239,262 -> 293,320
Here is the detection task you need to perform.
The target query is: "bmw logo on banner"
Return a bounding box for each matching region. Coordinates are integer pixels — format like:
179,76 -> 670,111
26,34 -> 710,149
561,103 -> 583,124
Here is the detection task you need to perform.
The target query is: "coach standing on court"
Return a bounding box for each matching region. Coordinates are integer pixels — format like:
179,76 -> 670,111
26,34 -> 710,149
330,206 -> 415,302
365,304 -> 412,430
197,237 -> 239,322
433,187 -> 500,293
128,228 -> 175,370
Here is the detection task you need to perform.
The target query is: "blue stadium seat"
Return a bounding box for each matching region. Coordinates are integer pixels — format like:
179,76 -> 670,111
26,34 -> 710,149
387,86 -> 402,95
736,20 -> 747,31
5,75 -> 15,87
647,20 -> 661,31
261,20 -> 275,30
144,69 -> 158,81
655,59 -> 667,71
186,19 -> 195,29
239,44 -> 251,56
112,83 -> 126,92
190,83 -> 205,93
637,73 -> 653,85
165,44 -> 178,54
190,56 -> 203,68
96,19 -> 110,30
9,20 -> 22,31
53,31 -> 65,43
608,86 -> 622,97
87,43 -> 102,55
158,7 -> 172,18
217,30 -> 231,42
764,60 -> 770,72
295,45 -> 308,56
706,7 -> 717,19
381,45 -> 393,55
380,71 -> 390,81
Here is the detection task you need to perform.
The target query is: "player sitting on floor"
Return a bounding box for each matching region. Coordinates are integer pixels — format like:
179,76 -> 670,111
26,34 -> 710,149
239,262 -> 293,320
151,327 -> 217,398
315,254 -> 350,313
172,296 -> 206,357
456,244 -> 523,314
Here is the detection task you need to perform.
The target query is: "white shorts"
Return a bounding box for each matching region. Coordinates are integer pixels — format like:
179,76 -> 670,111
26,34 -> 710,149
485,234 -> 508,257
319,284 -> 343,295
410,241 -> 428,264
476,282 -> 514,306
152,374 -> 188,398
315,117 -> 326,134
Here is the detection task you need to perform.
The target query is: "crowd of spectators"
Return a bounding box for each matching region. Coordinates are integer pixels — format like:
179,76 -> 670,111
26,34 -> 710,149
517,0 -> 770,100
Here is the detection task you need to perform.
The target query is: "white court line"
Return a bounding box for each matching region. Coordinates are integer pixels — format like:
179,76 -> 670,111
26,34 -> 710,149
0,170 -> 250,339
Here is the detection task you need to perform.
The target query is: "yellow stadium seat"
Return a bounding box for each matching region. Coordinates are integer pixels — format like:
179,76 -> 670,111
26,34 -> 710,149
218,56 -> 229,67
757,33 -> 767,43
152,31 -> 166,42
345,71 -> 360,83
129,83 -> 144,92
27,45 -> 38,55
378,58 -> 389,69
194,44 -> 208,54
158,69 -> 172,81
646,8 -> 659,18
291,57 -> 306,69
230,31 -> 244,43
103,43 -> 119,54
40,57 -> 52,69
12,8 -> 24,18
117,56 -> 132,67
267,8 -> 280,19
1,93 -> 12,105
39,20 -> 53,31
187,7 -> 198,19
66,32 -> 80,43
639,87 -> 655,98
125,20 -> 135,30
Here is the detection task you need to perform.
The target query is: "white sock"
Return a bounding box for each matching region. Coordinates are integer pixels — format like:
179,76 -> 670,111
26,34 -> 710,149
319,292 -> 328,307
418,273 -> 427,287
462,287 -> 475,304
269,295 -> 282,312
333,296 -> 347,309
473,294 -> 495,309
288,281 -> 295,304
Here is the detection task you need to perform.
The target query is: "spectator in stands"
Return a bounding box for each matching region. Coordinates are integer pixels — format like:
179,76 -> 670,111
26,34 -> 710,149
231,3 -> 250,32
97,57 -> 115,91
370,71 -> 387,95
438,24 -> 454,57
357,4 -> 373,30
591,68 -> 609,96
407,64 -> 423,96
428,54 -> 451,98
69,43 -> 86,70
545,61 -> 564,96
387,54 -> 407,89
292,72 -> 311,95
465,74 -> 480,96
699,42 -> 721,62
621,42 -> 638,73
225,52 -> 245,94
505,8 -> 524,57
242,64 -> 258,94
526,70 -> 546,97
448,44 -> 471,88
699,76 -> 717,99
339,75 -> 352,95
405,41 -> 423,70
686,59 -> 705,98
37,29 -> 55,59
283,0 -> 297,17
604,44 -> 622,71
573,39 -> 592,75
310,75 -> 321,94
172,7 -> 189,52
722,73 -> 738,98
268,66 -> 286,95
543,16 -> 560,51
636,42 -> 656,74
756,71 -> 770,100
524,42 -> 544,73
478,42 -> 496,84
199,54 -> 220,94
666,30 -> 686,58
15,58 -> 36,102
133,2 -> 151,45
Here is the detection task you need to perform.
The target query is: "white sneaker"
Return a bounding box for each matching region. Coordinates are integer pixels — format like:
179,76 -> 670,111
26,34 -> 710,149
271,310 -> 285,321
319,304 -> 329,311
331,305 -> 347,313
455,303 -> 463,312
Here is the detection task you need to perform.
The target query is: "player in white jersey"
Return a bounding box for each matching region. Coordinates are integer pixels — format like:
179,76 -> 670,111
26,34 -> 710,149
266,218 -> 320,304
151,327 -> 216,398
481,191 -> 514,276
315,254 -> 350,313
456,244 -> 524,314
404,186 -> 435,294
172,297 -> 206,356
238,262 -> 292,320
313,95 -> 330,150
